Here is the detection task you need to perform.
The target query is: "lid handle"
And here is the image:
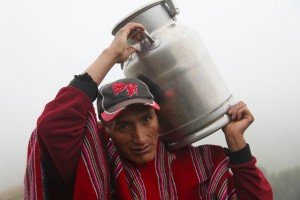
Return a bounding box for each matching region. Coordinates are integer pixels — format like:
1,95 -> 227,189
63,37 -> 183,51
164,0 -> 180,18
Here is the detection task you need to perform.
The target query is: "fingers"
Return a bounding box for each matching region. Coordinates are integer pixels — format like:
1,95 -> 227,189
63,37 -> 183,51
128,30 -> 144,43
228,101 -> 253,122
110,23 -> 145,63
228,101 -> 244,120
236,106 -> 247,120
117,22 -> 145,37
126,46 -> 137,55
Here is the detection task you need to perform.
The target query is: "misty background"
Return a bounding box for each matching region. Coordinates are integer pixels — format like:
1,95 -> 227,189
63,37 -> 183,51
0,0 -> 299,194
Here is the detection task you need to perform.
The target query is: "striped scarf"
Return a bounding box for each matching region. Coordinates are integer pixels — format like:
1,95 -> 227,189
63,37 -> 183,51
24,111 -> 110,200
107,139 -> 238,200
107,140 -> 178,200
24,129 -> 44,200
25,109 -> 238,199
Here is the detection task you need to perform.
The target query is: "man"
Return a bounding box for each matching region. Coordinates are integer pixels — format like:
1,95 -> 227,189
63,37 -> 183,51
25,22 -> 272,199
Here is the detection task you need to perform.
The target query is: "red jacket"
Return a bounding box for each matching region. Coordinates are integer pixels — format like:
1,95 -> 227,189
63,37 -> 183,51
25,86 -> 272,199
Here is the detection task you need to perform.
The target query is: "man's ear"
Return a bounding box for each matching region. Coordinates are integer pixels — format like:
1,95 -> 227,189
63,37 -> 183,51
98,121 -> 112,138
105,127 -> 111,135
104,122 -> 113,138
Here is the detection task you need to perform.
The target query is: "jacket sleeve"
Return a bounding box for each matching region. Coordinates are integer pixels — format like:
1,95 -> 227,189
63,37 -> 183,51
227,145 -> 273,199
36,85 -> 96,190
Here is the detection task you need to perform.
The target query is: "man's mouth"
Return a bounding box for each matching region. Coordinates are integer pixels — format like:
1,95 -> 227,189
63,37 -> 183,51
132,145 -> 151,155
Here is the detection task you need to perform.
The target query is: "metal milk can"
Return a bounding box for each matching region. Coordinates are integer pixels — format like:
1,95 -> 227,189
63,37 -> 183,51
112,0 -> 236,149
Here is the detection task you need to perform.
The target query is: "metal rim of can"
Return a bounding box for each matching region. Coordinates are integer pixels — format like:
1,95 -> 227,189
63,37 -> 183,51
111,0 -> 165,36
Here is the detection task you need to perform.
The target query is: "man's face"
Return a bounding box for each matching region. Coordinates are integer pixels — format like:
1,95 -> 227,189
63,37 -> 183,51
106,104 -> 159,165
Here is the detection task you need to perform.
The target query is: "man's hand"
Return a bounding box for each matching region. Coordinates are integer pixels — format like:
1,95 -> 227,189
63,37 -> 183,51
84,22 -> 144,85
108,22 -> 145,63
222,101 -> 254,152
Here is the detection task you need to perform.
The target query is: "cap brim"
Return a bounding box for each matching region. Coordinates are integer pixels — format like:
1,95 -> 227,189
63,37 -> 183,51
101,98 -> 160,122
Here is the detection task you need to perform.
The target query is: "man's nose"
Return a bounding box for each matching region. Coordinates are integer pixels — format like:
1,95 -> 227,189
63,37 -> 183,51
133,125 -> 147,145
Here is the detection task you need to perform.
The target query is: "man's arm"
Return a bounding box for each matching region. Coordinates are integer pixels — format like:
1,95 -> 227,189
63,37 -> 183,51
222,102 -> 273,199
36,22 -> 145,191
229,155 -> 273,199
84,22 -> 144,85
37,86 -> 95,191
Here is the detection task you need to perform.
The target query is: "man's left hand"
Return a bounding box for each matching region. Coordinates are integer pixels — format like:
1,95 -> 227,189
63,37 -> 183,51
222,101 -> 254,152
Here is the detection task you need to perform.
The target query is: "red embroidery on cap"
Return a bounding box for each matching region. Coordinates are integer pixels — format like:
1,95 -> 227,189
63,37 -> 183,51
112,82 -> 139,97
126,83 -> 138,97
112,82 -> 126,95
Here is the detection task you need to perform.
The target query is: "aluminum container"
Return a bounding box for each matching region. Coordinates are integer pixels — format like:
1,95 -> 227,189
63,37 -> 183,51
112,0 -> 235,149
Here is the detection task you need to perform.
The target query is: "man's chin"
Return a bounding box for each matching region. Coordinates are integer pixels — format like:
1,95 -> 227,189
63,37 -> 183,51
131,154 -> 155,165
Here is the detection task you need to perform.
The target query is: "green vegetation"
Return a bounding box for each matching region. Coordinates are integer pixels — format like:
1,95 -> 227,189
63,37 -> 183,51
0,186 -> 23,200
267,166 -> 300,200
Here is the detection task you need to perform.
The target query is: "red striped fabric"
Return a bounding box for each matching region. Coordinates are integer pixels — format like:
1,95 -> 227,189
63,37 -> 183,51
25,112 -> 110,200
107,138 -> 239,200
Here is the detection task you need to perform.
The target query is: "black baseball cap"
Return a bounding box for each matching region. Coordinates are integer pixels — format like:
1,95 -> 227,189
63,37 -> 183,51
97,77 -> 160,122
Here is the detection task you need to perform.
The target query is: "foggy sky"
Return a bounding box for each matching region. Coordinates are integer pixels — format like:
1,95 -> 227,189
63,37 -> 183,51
0,0 -> 299,191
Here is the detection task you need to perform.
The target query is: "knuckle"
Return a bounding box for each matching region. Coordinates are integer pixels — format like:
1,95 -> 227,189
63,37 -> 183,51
116,30 -> 124,36
127,22 -> 136,28
119,28 -> 126,33
239,101 -> 245,105
249,115 -> 255,122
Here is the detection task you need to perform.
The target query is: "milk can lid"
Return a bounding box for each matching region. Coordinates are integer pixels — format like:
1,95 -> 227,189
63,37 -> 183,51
111,0 -> 164,36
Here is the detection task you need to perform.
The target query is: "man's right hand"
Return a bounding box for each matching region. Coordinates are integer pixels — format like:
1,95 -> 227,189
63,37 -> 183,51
84,22 -> 145,86
108,22 -> 145,63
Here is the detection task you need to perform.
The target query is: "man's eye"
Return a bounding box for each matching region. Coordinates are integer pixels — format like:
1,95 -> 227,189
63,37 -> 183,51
143,116 -> 152,123
118,124 -> 128,131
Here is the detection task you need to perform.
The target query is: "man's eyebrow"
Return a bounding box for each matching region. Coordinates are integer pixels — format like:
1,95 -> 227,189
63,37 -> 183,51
114,118 -> 131,125
141,110 -> 152,117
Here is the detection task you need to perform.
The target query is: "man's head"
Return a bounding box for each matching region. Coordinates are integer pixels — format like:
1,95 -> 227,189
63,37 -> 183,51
97,78 -> 160,164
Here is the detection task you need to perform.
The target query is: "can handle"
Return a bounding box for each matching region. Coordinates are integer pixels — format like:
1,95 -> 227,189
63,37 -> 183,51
143,30 -> 155,44
128,28 -> 161,51
129,29 -> 155,44
121,29 -> 160,70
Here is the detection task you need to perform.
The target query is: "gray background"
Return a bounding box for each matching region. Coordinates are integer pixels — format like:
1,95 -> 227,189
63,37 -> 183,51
0,0 -> 299,191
